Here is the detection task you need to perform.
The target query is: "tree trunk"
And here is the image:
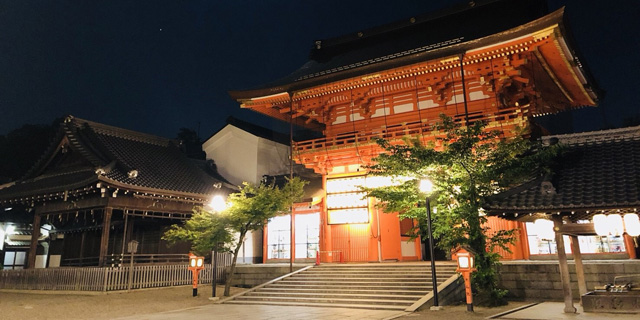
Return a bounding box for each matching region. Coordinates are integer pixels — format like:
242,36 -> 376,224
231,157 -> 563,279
223,230 -> 247,296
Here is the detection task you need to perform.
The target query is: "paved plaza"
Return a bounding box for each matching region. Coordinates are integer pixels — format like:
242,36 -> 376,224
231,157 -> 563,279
490,302 -> 640,320
113,301 -> 640,320
114,304 -> 408,320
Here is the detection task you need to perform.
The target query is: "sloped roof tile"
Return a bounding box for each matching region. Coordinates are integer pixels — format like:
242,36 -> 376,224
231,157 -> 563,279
486,126 -> 640,215
0,116 -> 231,202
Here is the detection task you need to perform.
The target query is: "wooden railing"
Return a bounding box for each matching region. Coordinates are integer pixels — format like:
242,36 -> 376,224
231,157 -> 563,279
104,254 -> 191,267
0,253 -> 233,292
294,106 -> 526,153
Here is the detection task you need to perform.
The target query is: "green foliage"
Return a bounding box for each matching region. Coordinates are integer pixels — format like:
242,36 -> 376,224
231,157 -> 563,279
223,177 -> 307,237
162,206 -> 233,256
163,176 -> 307,296
364,114 -> 559,306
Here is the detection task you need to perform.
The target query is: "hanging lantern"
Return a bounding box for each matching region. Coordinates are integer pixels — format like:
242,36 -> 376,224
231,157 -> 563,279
593,214 -> 608,236
534,219 -> 555,240
607,214 -> 624,236
623,213 -> 640,237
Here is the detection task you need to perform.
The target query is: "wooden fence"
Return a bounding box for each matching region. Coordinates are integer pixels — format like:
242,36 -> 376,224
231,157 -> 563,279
0,252 -> 233,292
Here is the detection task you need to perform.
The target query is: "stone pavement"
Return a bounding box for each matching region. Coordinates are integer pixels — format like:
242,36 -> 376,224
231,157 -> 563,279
491,302 -> 639,320
114,304 -> 408,320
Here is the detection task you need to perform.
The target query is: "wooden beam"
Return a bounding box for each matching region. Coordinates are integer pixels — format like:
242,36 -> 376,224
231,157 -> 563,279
557,223 -> 596,236
27,213 -> 41,269
553,216 -> 576,313
569,235 -> 588,302
98,207 -> 113,267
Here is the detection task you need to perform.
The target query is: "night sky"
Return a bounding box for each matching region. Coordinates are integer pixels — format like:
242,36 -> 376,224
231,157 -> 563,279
1,0 -> 638,139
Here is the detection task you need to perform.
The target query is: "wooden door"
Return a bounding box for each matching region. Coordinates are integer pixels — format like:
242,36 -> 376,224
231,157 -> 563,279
331,224 -> 369,262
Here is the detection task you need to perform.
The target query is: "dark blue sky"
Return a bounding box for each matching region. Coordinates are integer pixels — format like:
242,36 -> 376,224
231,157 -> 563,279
0,0 -> 638,139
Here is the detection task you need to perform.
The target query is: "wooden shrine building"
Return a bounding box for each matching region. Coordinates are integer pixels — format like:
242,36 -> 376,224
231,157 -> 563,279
485,127 -> 640,312
229,0 -> 601,263
0,116 -> 233,269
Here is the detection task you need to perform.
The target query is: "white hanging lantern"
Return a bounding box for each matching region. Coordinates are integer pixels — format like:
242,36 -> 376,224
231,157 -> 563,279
593,214 -> 608,236
623,213 -> 640,237
607,214 -> 624,236
534,219 -> 555,240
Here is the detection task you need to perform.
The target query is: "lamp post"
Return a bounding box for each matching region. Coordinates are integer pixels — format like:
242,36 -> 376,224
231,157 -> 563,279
419,178 -> 439,308
208,195 -> 226,299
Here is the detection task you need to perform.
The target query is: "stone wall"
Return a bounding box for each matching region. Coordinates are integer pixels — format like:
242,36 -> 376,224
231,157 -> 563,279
498,260 -> 640,300
226,264 -> 308,288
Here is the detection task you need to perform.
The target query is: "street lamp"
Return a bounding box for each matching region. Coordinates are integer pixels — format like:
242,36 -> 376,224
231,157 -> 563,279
208,194 -> 226,299
209,195 -> 226,212
419,178 -> 439,308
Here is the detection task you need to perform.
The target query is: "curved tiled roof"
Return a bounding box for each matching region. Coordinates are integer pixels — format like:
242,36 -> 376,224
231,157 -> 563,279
0,116 -> 231,203
485,126 -> 640,216
230,0 -> 553,99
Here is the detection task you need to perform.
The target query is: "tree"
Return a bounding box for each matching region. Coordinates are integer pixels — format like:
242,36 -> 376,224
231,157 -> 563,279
363,114 -> 558,306
163,177 -> 307,296
0,119 -> 61,182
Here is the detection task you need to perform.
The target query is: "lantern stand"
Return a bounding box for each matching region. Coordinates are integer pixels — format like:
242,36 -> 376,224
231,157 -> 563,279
453,246 -> 476,312
188,253 -> 205,297
127,240 -> 138,291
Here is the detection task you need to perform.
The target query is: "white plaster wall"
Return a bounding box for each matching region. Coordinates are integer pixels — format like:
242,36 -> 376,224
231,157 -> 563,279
257,138 -> 290,179
203,125 -> 291,185
203,126 -> 260,186
203,124 -> 291,264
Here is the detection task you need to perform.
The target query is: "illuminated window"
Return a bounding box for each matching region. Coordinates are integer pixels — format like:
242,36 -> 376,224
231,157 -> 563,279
525,222 -> 625,255
328,208 -> 369,224
326,176 -> 369,224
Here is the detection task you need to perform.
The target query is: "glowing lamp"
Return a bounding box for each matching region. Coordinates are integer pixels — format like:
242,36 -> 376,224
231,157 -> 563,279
607,214 -> 624,236
419,178 -> 434,193
454,248 -> 475,272
623,213 -> 640,237
187,254 -> 205,297
189,256 -> 204,269
209,195 -> 226,212
593,214 -> 608,236
534,219 -> 555,240
453,247 -> 476,312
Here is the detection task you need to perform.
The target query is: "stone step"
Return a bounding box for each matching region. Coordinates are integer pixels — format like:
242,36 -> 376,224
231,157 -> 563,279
255,287 -> 429,295
293,273 -> 448,278
244,291 -> 424,300
267,283 -> 431,291
232,295 -> 416,306
277,278 -> 447,285
222,264 -> 458,311
289,276 -> 431,281
275,280 -> 436,287
302,270 -> 456,276
224,300 -> 408,311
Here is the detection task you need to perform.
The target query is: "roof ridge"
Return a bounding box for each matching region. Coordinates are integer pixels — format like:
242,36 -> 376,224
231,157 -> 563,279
69,116 -> 174,147
313,0 -> 505,51
543,125 -> 640,145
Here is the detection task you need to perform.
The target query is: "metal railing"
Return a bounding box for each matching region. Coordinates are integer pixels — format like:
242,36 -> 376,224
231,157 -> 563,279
0,253 -> 233,292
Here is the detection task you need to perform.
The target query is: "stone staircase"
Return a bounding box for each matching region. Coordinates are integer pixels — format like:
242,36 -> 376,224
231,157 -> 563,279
224,263 -> 458,310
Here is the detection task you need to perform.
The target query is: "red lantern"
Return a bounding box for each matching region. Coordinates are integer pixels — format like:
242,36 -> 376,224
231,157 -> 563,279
188,253 -> 205,297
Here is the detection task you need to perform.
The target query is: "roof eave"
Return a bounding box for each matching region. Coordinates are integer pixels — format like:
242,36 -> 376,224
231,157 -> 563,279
230,7 -> 567,101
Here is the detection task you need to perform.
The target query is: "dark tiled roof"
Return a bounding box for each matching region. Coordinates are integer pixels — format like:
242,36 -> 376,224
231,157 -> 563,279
0,116 -> 231,202
485,126 -> 640,215
230,0 -> 551,99
226,116 -> 291,145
